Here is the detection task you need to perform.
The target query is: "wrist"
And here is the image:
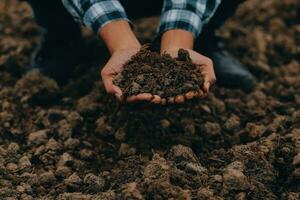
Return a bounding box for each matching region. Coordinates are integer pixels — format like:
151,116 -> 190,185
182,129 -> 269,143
99,20 -> 141,54
160,29 -> 194,53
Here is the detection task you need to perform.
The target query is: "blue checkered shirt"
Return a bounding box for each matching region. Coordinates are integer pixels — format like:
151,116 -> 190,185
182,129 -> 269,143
62,0 -> 221,37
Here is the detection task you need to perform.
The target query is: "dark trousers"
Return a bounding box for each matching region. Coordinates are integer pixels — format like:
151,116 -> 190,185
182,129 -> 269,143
28,0 -> 243,42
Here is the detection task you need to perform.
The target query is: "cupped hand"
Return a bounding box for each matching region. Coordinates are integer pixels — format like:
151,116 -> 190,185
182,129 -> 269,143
101,47 -> 154,103
157,48 -> 216,104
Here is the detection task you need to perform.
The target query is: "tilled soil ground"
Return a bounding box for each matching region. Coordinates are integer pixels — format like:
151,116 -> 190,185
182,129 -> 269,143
0,0 -> 300,199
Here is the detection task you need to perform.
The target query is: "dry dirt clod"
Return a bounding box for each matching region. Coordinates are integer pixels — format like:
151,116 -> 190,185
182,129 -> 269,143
292,152 -> 300,166
197,187 -> 214,200
167,145 -> 198,163
39,171 -> 56,186
223,161 -> 249,191
6,163 -> 18,172
27,129 -> 49,146
79,149 -> 95,160
203,122 -> 221,138
20,173 -> 38,185
45,138 -> 62,152
160,119 -> 171,129
57,119 -> 73,140
57,152 -> 74,167
65,173 -> 83,190
121,182 -> 143,200
118,143 -> 136,157
95,116 -> 113,137
245,123 -> 266,138
84,173 -> 105,192
14,70 -> 59,105
114,128 -> 126,141
7,142 -> 20,155
223,114 -> 241,131
18,156 -> 31,169
66,111 -> 83,129
64,138 -> 80,150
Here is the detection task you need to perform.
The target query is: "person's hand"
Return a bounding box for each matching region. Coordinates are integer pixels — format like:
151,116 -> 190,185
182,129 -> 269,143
158,29 -> 216,104
101,47 -> 155,103
100,21 -> 155,103
164,48 -> 216,103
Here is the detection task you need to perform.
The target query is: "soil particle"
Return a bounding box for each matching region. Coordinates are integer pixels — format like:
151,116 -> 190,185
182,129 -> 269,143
196,187 -> 215,200
167,145 -> 198,163
57,152 -> 74,167
160,119 -> 171,129
83,173 -> 105,192
57,193 -> 92,200
27,129 -> 48,146
114,48 -> 204,98
66,111 -> 83,130
79,149 -> 95,160
293,152 -> 300,166
223,114 -> 240,131
55,166 -> 73,179
20,172 -> 38,185
45,138 -> 62,152
121,182 -> 143,200
95,116 -> 113,137
64,172 -> 83,190
203,122 -> 221,138
76,92 -> 99,115
14,70 -> 59,105
6,163 -> 18,172
57,119 -> 73,140
223,161 -> 250,191
18,156 -> 31,169
114,128 -> 126,141
39,171 -> 56,185
64,138 -> 80,150
245,123 -> 266,138
118,143 -> 136,157
7,142 -> 20,155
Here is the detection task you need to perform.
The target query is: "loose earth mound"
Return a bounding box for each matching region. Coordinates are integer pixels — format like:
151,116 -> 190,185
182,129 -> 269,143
0,0 -> 300,199
114,48 -> 204,98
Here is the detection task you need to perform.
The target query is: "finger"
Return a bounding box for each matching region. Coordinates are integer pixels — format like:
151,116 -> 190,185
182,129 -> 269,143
167,97 -> 175,104
101,69 -> 116,94
151,95 -> 162,104
113,85 -> 123,100
175,95 -> 184,104
126,93 -> 153,103
185,91 -> 196,100
161,98 -> 167,105
203,81 -> 210,93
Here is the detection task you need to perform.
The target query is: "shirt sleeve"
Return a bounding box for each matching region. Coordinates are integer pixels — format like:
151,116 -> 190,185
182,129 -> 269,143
62,0 -> 129,33
157,0 -> 222,38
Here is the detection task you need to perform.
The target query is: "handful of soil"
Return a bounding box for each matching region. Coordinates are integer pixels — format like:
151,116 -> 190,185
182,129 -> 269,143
113,48 -> 204,99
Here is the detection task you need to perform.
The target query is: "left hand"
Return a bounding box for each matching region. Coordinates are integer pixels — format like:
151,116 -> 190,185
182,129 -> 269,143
158,29 -> 216,104
166,48 -> 216,93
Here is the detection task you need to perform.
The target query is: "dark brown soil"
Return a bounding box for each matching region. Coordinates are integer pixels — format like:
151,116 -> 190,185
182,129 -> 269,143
0,0 -> 300,199
114,48 -> 203,98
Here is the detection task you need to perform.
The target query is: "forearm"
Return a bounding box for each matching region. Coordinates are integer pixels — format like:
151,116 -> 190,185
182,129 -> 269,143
99,20 -> 141,54
160,29 -> 194,53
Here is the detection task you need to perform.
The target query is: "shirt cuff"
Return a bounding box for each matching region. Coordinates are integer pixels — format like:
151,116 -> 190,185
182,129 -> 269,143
82,0 -> 129,33
157,9 -> 203,38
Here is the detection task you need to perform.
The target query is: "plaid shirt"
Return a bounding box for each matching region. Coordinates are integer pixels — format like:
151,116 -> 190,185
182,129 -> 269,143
62,0 -> 221,37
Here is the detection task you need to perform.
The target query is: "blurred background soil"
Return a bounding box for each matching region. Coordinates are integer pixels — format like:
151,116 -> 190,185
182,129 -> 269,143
0,0 -> 299,199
